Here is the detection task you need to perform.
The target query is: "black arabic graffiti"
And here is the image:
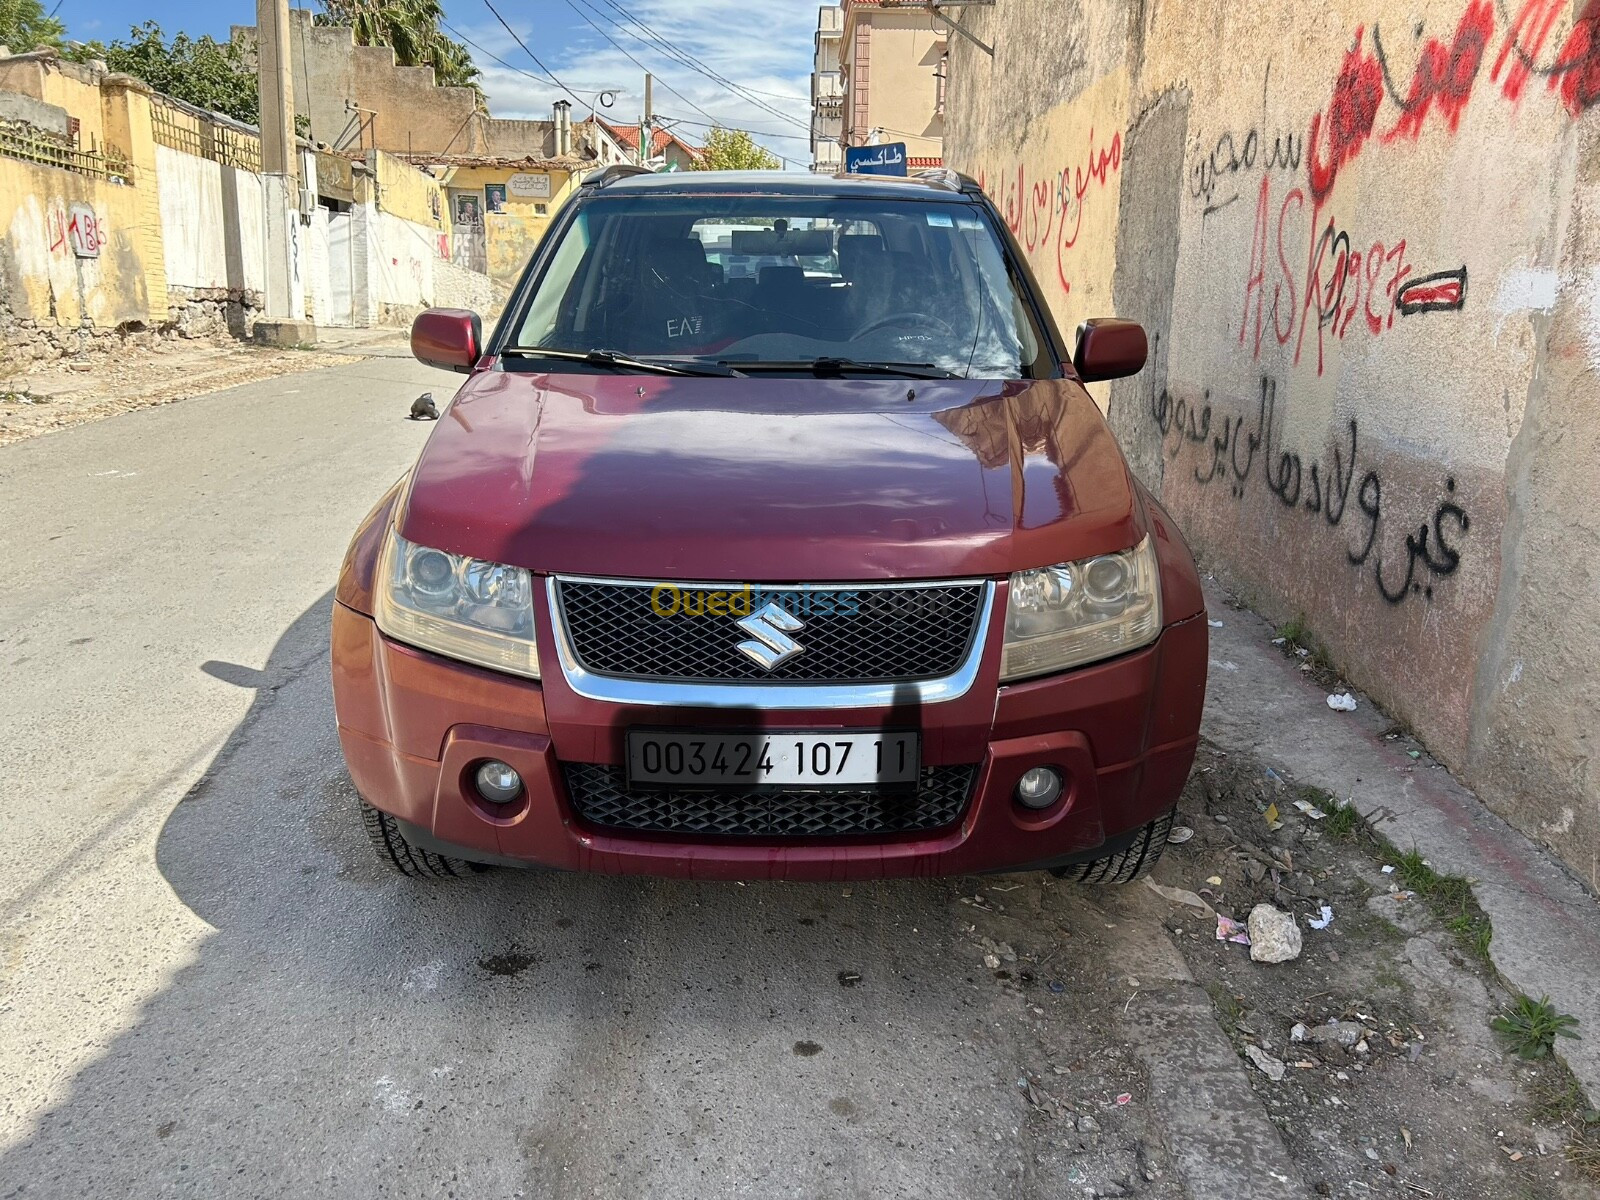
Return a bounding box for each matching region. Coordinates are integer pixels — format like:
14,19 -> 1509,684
1150,374 -> 1471,605
1189,126 -> 1305,211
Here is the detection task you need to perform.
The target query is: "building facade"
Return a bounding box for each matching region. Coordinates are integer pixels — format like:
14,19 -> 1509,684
810,6 -> 844,172
815,0 -> 946,172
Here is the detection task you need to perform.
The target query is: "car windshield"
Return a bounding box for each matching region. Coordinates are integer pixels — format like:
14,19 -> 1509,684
507,194 -> 1051,379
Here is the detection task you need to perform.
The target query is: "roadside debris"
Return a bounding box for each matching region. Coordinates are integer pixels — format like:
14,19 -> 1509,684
1145,879 -> 1213,912
1208,619 -> 1224,628
1166,824 -> 1195,844
1293,798 -> 1327,820
1244,1044 -> 1287,1081
1307,905 -> 1335,930
1216,914 -> 1251,944
1246,904 -> 1303,963
1326,692 -> 1358,712
409,392 -> 439,420
1263,802 -> 1283,831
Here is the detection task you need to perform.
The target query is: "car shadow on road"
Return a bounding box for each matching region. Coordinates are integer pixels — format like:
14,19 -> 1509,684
0,593 -> 1105,1199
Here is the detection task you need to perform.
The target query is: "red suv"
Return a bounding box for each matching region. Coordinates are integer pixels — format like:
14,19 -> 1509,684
332,167 -> 1207,882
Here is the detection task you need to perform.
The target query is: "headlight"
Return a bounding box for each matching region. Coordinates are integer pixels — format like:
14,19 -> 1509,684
374,530 -> 539,678
1000,535 -> 1161,680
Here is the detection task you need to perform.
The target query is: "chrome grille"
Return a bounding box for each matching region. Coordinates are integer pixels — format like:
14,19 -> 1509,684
553,579 -> 986,683
562,763 -> 976,838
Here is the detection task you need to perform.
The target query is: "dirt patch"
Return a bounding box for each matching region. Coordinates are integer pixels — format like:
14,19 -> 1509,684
0,340 -> 355,447
1151,741 -> 1597,1199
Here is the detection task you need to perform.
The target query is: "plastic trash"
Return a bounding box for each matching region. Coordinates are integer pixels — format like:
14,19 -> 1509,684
1208,619 -> 1224,628
1263,803 -> 1283,831
1146,879 -> 1213,913
1293,798 -> 1327,820
1327,692 -> 1358,712
1245,1044 -> 1287,1081
1307,904 -> 1334,929
1167,825 -> 1195,844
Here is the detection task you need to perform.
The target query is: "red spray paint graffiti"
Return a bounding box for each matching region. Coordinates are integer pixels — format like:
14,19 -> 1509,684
978,128 -> 1123,298
1309,0 -> 1600,203
1382,1 -> 1496,140
1239,176 -> 1434,375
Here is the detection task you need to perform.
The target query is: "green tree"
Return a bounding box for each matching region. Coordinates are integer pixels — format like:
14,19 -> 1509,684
69,23 -> 259,124
0,0 -> 66,52
693,126 -> 780,171
317,0 -> 482,96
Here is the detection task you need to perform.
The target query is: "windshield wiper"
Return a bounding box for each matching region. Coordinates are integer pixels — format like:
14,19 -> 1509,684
502,348 -> 742,377
721,358 -> 962,380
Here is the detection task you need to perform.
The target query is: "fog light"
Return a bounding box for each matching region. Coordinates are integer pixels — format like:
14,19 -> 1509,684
474,760 -> 522,804
1016,766 -> 1063,810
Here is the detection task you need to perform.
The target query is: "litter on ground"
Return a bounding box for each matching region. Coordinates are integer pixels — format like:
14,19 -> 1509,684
1307,905 -> 1334,930
1216,914 -> 1251,945
1326,692 -> 1358,712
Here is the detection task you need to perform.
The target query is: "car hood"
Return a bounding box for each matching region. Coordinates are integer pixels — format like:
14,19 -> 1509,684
399,368 -> 1143,581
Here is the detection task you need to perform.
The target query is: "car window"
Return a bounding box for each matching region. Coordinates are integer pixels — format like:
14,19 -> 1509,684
507,195 -> 1052,379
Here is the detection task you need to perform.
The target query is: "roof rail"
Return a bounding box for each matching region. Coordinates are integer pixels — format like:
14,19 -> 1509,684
582,163 -> 654,188
913,167 -> 984,195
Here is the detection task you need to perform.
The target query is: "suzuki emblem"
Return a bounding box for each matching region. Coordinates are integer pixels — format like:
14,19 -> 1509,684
735,603 -> 805,670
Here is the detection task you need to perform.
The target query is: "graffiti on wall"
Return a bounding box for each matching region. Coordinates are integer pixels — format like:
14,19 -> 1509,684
47,202 -> 106,259
1148,338 -> 1472,605
1189,125 -> 1304,213
1310,0 -> 1600,202
1185,0 -> 1594,381
976,127 -> 1123,297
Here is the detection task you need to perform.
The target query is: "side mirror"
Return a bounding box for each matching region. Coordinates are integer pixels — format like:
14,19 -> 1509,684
411,308 -> 483,374
1072,318 -> 1148,382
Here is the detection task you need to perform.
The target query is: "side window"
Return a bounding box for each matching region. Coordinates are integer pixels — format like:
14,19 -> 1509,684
517,211 -> 593,346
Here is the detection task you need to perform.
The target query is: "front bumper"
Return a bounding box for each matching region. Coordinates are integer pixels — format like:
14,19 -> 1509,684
332,602 -> 1206,881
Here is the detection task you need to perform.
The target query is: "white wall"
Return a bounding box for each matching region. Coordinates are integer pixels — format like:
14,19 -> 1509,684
154,145 -> 266,295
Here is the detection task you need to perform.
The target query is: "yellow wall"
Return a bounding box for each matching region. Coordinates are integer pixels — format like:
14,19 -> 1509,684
0,66 -> 165,341
862,15 -> 945,158
441,163 -> 582,292
373,149 -> 444,229
0,57 -> 107,150
0,156 -> 161,331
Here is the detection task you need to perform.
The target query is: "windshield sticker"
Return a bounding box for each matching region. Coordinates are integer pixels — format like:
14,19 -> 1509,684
926,213 -> 954,227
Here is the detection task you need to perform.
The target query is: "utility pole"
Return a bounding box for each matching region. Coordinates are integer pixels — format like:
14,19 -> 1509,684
255,0 -> 315,342
640,73 -> 653,167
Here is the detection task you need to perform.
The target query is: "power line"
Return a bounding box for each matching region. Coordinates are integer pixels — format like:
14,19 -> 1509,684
442,19 -> 563,90
481,0 -> 589,109
561,0 -> 719,126
588,0 -> 810,131
659,115 -> 810,142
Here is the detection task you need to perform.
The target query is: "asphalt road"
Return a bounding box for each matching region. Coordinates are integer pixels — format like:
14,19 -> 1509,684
0,356 -> 1299,1199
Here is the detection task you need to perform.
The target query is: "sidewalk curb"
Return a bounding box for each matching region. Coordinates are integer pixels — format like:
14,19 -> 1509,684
1112,893 -> 1310,1198
1201,580 -> 1600,1101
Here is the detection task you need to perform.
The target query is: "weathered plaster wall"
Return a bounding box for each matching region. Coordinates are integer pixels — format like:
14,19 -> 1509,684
946,0 -> 1600,884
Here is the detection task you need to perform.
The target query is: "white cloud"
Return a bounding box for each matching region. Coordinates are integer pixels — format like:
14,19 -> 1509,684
455,0 -> 816,167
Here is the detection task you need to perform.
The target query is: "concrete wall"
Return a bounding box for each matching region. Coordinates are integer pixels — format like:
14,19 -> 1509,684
945,0 -> 1600,884
0,59 -> 495,360
154,144 -> 267,334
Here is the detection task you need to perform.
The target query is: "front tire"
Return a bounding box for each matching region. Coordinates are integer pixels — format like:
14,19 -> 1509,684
360,799 -> 485,878
1050,808 -> 1175,884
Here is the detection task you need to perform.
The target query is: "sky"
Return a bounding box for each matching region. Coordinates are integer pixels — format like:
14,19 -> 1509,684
54,0 -> 818,166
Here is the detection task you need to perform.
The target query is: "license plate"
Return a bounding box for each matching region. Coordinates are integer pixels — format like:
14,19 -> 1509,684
626,730 -> 920,790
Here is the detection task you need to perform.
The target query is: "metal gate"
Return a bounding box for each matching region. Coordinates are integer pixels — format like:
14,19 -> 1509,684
326,210 -> 357,327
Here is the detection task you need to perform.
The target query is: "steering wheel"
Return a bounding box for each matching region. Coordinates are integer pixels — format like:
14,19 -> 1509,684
854,311 -> 960,342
